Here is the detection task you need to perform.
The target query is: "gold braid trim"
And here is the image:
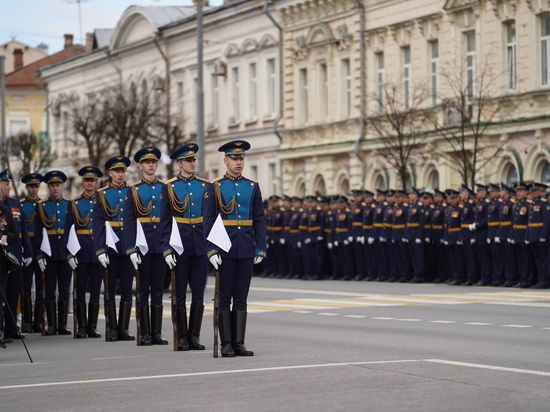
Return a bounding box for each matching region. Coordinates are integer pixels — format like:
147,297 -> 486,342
25,209 -> 36,227
99,191 -> 120,218
71,200 -> 91,227
214,181 -> 237,215
131,186 -> 153,216
167,183 -> 189,214
37,202 -> 56,229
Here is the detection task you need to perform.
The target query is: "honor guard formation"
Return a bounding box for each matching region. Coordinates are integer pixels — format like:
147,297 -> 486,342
0,140 -> 266,357
262,183 -> 550,288
1,151 -> 549,350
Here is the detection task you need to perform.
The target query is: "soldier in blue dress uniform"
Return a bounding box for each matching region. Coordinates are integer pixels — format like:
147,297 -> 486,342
350,190 -> 366,280
487,184 -> 504,286
527,183 -> 550,288
511,182 -> 535,287
20,173 -> 44,332
362,191 -> 377,281
35,171 -> 72,335
288,197 -> 303,279
498,183 -> 519,287
64,166 -> 103,338
470,184 -> 491,286
0,169 -> 33,340
430,190 -> 447,282
406,188 -> 426,283
93,155 -> 135,342
204,140 -> 266,357
305,196 -> 325,280
331,195 -> 354,280
392,190 -> 410,282
160,143 -> 209,351
459,185 -> 477,285
444,190 -> 465,285
125,146 -> 168,346
372,190 -> 387,281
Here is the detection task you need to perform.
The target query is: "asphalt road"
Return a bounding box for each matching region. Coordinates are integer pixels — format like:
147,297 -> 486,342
1,278 -> 550,411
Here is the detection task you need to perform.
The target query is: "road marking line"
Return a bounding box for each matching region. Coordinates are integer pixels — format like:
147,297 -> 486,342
463,322 -> 492,326
428,320 -> 457,324
0,360 -> 421,390
92,356 -> 143,361
344,315 -> 368,318
501,325 -> 533,328
485,301 -> 550,308
317,313 -> 339,316
0,362 -> 45,367
292,310 -> 313,314
371,317 -> 395,320
425,359 -> 550,377
396,319 -> 422,322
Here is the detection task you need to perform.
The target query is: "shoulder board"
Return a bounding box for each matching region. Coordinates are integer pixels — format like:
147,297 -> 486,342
241,176 -> 257,184
527,199 -> 533,203
129,181 -> 142,186
510,198 -> 516,203
541,198 -> 548,203
195,176 -> 209,183
383,201 -> 388,206
316,206 -> 322,211
98,186 -> 108,192
167,177 -> 178,183
19,197 -> 26,203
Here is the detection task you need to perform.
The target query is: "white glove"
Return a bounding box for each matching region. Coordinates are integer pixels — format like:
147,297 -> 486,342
368,237 -> 374,245
443,240 -> 449,245
415,239 -> 422,244
165,254 -> 177,270
98,253 -> 110,268
508,238 -> 515,244
469,223 -> 476,231
541,238 -> 546,243
317,236 -> 324,242
525,240 -> 530,245
360,236 -> 365,244
130,253 -> 142,270
487,239 -> 491,244
328,242 -> 333,250
343,240 -> 350,246
471,239 -> 476,245
23,257 -> 32,267
402,238 -> 409,243
379,237 -> 386,243
495,237 -> 500,243
334,241 -> 339,247
68,257 -> 78,270
280,238 -> 285,245
425,238 -> 430,243
209,254 -> 222,270
348,236 -> 354,243
38,258 -> 47,272
440,239 -> 444,244
270,239 -> 274,245
457,240 -> 463,245
304,238 -> 311,245
254,256 -> 264,265
297,241 -> 302,249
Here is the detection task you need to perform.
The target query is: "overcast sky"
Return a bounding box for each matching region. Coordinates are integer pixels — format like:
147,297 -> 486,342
1,0 -> 224,54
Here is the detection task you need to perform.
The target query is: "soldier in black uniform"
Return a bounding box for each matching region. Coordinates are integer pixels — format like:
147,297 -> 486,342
511,182 -> 535,287
350,190 -> 366,280
444,190 -> 465,285
470,184 -> 491,286
288,197 -> 303,279
362,191 -> 377,281
392,190 -> 411,282
527,183 -> 550,288
487,184 -> 503,286
459,185 -> 477,285
407,188 -> 426,283
498,183 -> 519,287
431,190 -> 447,282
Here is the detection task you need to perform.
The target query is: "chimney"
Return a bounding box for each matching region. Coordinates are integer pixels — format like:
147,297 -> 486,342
13,48 -> 23,71
64,34 -> 74,49
85,33 -> 94,52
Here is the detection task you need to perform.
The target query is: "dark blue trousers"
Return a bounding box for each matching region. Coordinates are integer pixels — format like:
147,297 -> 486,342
107,255 -> 134,303
76,262 -> 103,304
218,257 -> 253,312
139,253 -> 165,306
45,260 -> 71,302
174,255 -> 207,306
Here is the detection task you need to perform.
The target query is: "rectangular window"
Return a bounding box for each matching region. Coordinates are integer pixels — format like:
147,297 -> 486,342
266,58 -> 276,117
541,15 -> 550,86
248,62 -> 257,120
430,40 -> 439,105
376,52 -> 385,111
320,63 -> 329,119
211,73 -> 219,127
268,162 -> 277,195
230,66 -> 240,123
342,59 -> 351,118
465,31 -> 476,99
402,46 -> 411,109
299,68 -> 308,124
506,22 -> 516,90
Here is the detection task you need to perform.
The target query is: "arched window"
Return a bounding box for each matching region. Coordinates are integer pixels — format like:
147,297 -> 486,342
538,159 -> 550,184
374,174 -> 387,190
296,181 -> 306,197
314,176 -> 326,196
502,162 -> 518,185
426,169 -> 440,190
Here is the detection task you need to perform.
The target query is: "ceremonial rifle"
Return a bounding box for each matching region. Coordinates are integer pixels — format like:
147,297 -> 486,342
103,268 -> 110,342
72,269 -> 77,338
213,270 -> 219,358
135,269 -> 141,346
170,269 -> 177,351
41,270 -> 46,336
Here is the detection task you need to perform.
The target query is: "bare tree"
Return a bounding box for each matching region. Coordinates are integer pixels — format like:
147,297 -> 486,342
368,80 -> 430,190
433,57 -> 511,187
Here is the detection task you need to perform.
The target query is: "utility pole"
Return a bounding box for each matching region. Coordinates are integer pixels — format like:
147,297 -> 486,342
195,0 -> 205,177
0,56 -> 6,169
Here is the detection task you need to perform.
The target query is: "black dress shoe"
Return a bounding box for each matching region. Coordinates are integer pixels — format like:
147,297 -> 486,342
140,333 -> 152,346
220,343 -> 235,357
152,333 -> 168,345
178,338 -> 190,351
0,339 -> 5,348
2,337 -> 13,343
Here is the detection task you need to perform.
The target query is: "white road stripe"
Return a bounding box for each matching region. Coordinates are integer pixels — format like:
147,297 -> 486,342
501,325 -> 532,328
344,315 -> 368,318
92,356 -> 143,361
247,301 -> 336,310
428,320 -> 457,324
484,301 -> 550,308
0,360 -> 421,390
425,359 -> 550,377
318,313 -> 339,316
463,322 -> 492,326
371,317 -> 395,320
396,319 -> 422,322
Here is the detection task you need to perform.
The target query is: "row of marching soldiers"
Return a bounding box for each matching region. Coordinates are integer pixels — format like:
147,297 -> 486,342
0,139 -> 265,358
263,182 -> 550,288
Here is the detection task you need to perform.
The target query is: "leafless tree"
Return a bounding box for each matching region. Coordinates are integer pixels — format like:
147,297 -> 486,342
367,80 -> 430,190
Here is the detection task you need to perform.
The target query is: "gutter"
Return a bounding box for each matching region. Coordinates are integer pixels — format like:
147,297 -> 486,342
354,0 -> 367,189
152,31 -> 171,138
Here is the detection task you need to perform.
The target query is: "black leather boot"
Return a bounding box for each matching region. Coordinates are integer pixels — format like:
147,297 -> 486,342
117,301 -> 135,341
33,297 -> 43,333
140,305 -> 152,346
151,305 -> 168,345
189,304 -> 205,350
176,306 -> 189,351
76,302 -> 87,338
105,301 -> 118,341
87,302 -> 101,338
232,311 -> 254,356
219,311 -> 235,357
57,301 -> 72,335
45,300 -> 57,336
22,298 -> 33,333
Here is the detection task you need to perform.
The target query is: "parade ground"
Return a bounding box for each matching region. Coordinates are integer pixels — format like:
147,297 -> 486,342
1,277 -> 549,411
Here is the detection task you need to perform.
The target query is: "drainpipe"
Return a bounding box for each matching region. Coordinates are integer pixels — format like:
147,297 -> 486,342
153,32 -> 172,176
354,0 -> 366,189
264,0 -> 284,194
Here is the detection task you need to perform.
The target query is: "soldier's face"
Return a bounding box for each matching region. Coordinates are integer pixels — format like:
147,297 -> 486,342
48,182 -> 63,198
0,180 -> 10,197
434,194 -> 443,203
224,156 -> 244,177
82,178 -> 98,193
516,189 -> 526,200
178,158 -> 196,176
139,159 -> 158,175
109,169 -> 126,186
26,184 -> 40,198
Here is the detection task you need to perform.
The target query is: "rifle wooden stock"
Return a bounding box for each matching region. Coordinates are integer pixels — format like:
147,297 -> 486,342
41,270 -> 46,336
135,269 -> 141,346
72,269 -> 77,339
213,271 -> 219,358
170,269 -> 177,351
103,268 -> 110,342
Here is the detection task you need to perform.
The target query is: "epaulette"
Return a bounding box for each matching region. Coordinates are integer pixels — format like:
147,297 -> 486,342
510,198 -> 516,203
195,176 -> 209,183
129,181 -> 141,187
429,204 -> 435,209
316,206 -> 322,211
527,199 -> 533,203
167,176 -> 178,183
541,198 -> 548,202
98,186 -> 108,192
383,201 -> 388,206
442,202 -> 447,207
212,176 -> 224,182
